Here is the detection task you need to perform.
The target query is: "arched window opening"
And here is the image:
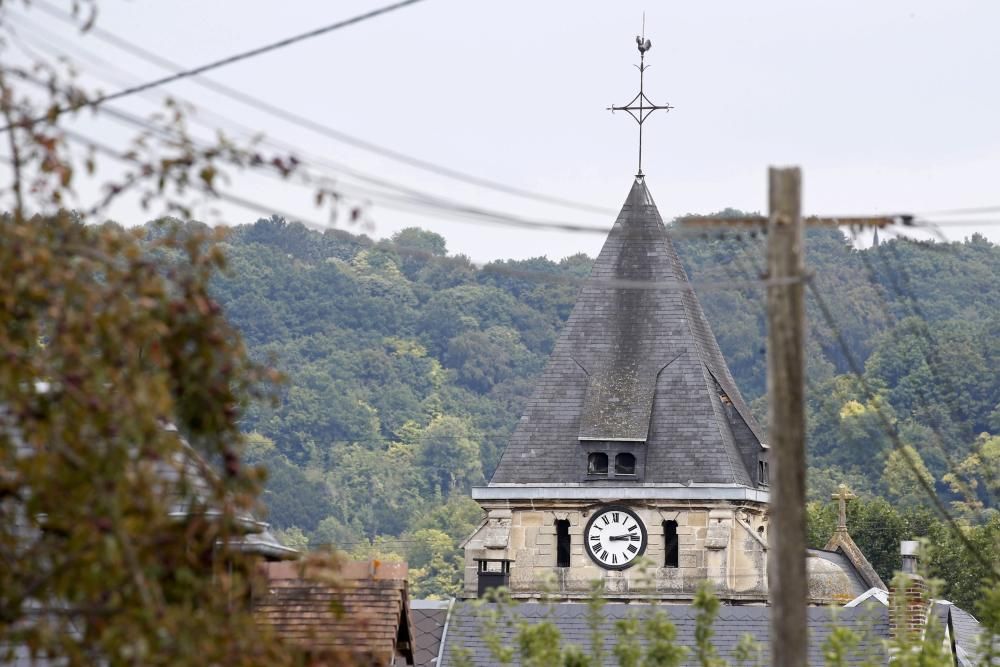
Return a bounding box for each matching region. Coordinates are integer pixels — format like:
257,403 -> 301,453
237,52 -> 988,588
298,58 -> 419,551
556,519 -> 571,567
615,453 -> 636,476
587,452 -> 608,476
663,520 -> 679,568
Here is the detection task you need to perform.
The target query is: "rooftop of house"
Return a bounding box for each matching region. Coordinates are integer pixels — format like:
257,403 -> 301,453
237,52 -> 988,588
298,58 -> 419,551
254,559 -> 415,667
432,595 -> 992,666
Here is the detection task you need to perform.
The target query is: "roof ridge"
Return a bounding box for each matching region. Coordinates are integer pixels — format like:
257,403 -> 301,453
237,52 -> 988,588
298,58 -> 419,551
700,362 -> 745,486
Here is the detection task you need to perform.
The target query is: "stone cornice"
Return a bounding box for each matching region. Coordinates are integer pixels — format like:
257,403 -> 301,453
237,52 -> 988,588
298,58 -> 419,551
472,484 -> 769,503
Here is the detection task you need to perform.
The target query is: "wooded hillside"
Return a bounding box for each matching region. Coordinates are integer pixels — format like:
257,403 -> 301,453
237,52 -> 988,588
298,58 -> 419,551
202,216 -> 999,601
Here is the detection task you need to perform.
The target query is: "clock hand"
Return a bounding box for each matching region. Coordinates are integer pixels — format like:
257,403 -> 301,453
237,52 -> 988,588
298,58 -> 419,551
608,535 -> 629,541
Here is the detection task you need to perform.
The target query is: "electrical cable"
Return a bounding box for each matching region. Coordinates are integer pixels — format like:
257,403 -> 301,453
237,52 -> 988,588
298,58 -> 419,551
861,235 -> 999,504
805,279 -> 997,576
1,0 -> 427,131
58,127 -> 788,293
26,0 -> 616,217
9,64 -> 618,238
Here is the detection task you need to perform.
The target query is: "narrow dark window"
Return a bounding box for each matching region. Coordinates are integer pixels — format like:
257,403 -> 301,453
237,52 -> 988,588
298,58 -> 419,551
663,520 -> 679,568
587,452 -> 608,475
556,519 -> 571,567
615,453 -> 636,475
759,460 -> 765,485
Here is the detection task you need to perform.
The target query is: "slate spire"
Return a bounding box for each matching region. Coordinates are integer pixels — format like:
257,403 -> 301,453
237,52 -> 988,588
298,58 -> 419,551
490,178 -> 766,488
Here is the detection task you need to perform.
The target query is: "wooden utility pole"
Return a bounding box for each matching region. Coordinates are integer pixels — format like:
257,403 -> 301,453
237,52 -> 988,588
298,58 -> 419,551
677,172 -> 896,666
766,167 -> 808,667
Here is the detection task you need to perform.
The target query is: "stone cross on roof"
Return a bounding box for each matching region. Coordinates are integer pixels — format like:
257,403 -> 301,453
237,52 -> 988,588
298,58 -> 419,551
832,484 -> 857,530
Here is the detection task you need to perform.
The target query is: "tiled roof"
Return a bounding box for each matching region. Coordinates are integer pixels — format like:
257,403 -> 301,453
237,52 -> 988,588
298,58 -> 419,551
941,602 -> 999,666
490,178 -> 765,487
439,601 -> 890,666
411,600 -> 451,667
255,560 -> 415,666
824,528 -> 887,591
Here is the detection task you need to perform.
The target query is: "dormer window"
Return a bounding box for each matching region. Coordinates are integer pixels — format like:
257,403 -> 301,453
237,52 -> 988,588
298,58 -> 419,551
587,452 -> 608,476
758,459 -> 770,486
615,453 -> 636,476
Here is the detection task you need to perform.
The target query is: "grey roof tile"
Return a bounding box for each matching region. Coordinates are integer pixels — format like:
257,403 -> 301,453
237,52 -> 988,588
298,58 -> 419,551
440,602 -> 891,666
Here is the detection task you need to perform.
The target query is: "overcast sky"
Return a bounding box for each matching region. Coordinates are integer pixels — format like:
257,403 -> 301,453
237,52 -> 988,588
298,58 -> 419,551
9,1 -> 1000,261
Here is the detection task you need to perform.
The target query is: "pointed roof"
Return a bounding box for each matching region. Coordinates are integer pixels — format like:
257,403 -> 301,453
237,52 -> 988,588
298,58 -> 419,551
824,527 -> 887,591
489,178 -> 766,489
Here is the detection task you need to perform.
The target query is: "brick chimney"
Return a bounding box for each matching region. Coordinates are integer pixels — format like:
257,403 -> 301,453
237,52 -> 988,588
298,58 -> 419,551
889,540 -> 930,641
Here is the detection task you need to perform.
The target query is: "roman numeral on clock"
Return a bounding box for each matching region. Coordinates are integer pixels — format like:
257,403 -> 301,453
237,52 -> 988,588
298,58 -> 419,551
590,534 -> 601,542
630,534 -> 640,541
599,550 -> 608,562
602,516 -> 610,526
627,544 -> 638,554
612,512 -> 620,523
612,554 -> 618,564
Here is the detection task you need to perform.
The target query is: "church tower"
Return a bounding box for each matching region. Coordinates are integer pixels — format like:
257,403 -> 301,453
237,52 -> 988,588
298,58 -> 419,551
461,178 -> 771,602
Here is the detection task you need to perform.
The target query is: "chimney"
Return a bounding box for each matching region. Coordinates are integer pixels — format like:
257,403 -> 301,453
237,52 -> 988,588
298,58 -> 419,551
889,540 -> 930,642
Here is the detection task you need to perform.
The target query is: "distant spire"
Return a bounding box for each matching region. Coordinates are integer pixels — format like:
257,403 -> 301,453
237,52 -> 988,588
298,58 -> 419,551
872,228 -> 880,247
608,16 -> 673,178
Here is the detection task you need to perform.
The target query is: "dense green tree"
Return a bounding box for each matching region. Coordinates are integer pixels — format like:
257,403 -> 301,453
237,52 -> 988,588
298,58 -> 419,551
417,415 -> 485,497
405,528 -> 464,599
327,443 -> 426,538
0,214 -> 307,665
200,216 -> 999,600
883,445 -> 937,509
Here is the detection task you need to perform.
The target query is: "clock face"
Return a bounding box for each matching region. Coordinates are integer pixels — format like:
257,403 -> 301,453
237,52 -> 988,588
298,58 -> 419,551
584,506 -> 647,570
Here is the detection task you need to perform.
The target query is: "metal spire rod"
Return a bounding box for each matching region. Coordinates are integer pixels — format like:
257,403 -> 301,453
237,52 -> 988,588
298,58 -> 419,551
608,18 -> 673,178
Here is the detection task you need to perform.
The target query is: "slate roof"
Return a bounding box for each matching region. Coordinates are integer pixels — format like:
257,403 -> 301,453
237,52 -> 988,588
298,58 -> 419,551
939,602 -> 999,666
254,560 -> 415,666
490,178 -> 765,487
411,600 -> 451,667
824,528 -> 888,592
438,602 -> 891,666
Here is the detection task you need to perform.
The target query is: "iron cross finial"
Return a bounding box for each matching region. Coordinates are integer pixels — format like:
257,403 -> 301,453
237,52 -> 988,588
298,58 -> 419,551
608,18 -> 673,178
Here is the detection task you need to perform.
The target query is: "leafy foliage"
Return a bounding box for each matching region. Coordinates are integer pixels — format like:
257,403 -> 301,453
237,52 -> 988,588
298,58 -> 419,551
0,214 -> 308,664
205,217 -> 999,599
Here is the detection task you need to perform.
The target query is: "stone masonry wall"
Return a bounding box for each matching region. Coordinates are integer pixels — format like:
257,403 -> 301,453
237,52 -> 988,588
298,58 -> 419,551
463,501 -> 769,602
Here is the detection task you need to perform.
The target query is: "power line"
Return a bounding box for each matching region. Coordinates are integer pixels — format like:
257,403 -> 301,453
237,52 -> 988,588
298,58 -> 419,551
16,15 -> 985,244
860,234 -> 999,504
27,0 -> 616,217
2,0 -> 426,131
59,128 -> 794,293
7,63 -> 617,238
805,279 -> 996,576
914,205 -> 1000,218
4,29 -> 620,238
842,230 -> 984,497
10,6 -> 1000,239
914,218 -> 1000,227
12,65 -> 748,244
